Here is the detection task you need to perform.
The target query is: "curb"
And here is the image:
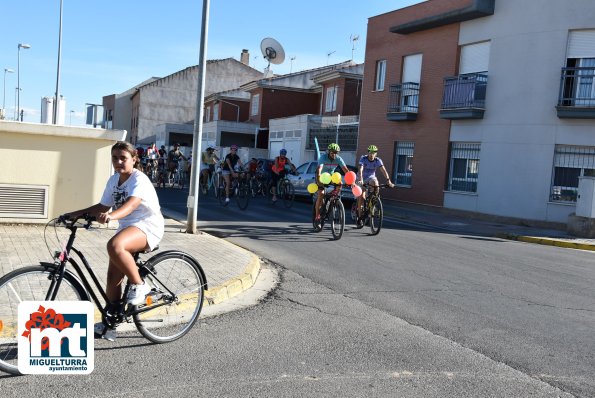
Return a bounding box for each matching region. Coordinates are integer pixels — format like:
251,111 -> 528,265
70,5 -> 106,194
204,252 -> 261,306
495,233 -> 595,252
159,210 -> 262,307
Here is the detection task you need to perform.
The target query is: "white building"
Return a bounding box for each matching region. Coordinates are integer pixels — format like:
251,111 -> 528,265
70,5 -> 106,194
443,0 -> 595,223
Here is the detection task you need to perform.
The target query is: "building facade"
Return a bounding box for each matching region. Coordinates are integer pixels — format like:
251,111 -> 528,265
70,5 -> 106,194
361,0 -> 595,223
103,54 -> 263,145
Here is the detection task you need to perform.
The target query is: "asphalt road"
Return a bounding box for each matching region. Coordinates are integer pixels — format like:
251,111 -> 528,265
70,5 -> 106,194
159,187 -> 595,397
0,264 -> 574,397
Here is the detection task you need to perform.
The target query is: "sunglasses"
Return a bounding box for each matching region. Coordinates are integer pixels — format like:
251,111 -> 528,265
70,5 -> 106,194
330,151 -> 338,155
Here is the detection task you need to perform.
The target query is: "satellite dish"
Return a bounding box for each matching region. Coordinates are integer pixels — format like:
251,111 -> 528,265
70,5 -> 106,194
261,37 -> 285,66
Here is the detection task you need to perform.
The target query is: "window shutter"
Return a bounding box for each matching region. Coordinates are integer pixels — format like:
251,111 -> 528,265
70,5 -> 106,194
567,30 -> 595,59
402,54 -> 422,83
460,41 -> 490,74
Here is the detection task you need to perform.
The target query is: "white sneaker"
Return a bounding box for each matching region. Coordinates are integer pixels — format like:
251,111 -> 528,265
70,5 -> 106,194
126,281 -> 152,305
94,322 -> 117,341
225,197 -> 230,203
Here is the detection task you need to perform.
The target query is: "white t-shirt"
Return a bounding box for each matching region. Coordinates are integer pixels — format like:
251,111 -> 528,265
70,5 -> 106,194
100,168 -> 164,248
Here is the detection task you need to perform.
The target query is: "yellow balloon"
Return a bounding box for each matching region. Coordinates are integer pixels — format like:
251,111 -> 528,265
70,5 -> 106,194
331,172 -> 342,184
320,172 -> 332,185
307,183 -> 318,194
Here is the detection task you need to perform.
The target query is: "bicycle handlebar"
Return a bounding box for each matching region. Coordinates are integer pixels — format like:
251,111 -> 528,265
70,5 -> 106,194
58,213 -> 96,229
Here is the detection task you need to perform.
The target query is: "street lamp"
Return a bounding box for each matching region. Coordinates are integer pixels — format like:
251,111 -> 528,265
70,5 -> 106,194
2,68 -> 14,119
17,43 -> 31,122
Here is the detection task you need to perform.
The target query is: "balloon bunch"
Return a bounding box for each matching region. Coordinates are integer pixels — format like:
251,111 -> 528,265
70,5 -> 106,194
307,171 -> 363,198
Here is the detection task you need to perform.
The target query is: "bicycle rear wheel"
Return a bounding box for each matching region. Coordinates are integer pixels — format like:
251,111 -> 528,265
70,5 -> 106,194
236,181 -> 250,210
281,180 -> 295,208
0,266 -> 88,375
134,253 -> 205,343
370,197 -> 383,235
330,199 -> 345,240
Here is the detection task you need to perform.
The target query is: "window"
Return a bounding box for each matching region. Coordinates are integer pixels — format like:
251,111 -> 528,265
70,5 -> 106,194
394,141 -> 414,186
448,143 -> 480,192
550,145 -> 595,202
560,30 -> 595,107
375,60 -> 386,91
325,86 -> 337,112
213,103 -> 219,121
250,94 -> 260,116
204,106 -> 210,122
401,54 -> 422,112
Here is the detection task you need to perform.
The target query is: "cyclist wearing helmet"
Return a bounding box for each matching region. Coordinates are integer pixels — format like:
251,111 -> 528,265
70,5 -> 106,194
355,144 -> 394,226
271,148 -> 297,203
222,144 -> 245,203
314,143 -> 350,224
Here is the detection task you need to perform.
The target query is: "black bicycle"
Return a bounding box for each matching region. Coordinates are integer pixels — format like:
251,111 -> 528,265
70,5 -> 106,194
274,170 -> 297,208
351,183 -> 391,235
312,184 -> 345,240
0,215 -> 207,376
218,170 -> 250,210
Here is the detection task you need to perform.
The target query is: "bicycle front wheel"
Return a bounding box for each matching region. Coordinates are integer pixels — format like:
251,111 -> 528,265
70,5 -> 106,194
281,181 -> 295,208
330,199 -> 345,240
0,266 -> 88,375
236,181 -> 250,210
370,197 -> 383,235
134,253 -> 205,343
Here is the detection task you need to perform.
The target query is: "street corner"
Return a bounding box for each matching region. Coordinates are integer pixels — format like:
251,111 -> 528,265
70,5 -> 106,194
204,252 -> 262,306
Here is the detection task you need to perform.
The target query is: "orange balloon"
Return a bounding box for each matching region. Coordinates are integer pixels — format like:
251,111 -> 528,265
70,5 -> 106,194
344,171 -> 356,185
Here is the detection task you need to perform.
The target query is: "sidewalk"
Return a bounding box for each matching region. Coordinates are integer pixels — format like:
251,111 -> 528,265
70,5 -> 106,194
382,201 -> 595,252
0,216 -> 261,306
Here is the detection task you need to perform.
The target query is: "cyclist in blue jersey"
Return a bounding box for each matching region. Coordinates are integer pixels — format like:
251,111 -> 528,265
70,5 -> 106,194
356,144 -> 394,226
314,143 -> 350,224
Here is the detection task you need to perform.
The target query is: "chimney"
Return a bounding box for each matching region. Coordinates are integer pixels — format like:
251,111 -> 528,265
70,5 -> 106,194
240,49 -> 250,66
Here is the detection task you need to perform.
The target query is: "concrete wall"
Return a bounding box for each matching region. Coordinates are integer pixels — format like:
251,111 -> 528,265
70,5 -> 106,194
135,60 -> 263,144
0,120 -> 126,223
445,0 -> 595,223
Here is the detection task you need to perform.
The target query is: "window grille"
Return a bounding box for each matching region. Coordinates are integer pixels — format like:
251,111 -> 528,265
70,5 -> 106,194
550,145 -> 595,202
447,143 -> 480,192
307,126 -> 358,152
394,141 -> 414,186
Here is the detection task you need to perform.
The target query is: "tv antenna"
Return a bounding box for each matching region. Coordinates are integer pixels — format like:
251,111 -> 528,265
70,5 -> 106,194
350,34 -> 360,60
261,37 -> 285,78
327,50 -> 336,65
289,56 -> 296,74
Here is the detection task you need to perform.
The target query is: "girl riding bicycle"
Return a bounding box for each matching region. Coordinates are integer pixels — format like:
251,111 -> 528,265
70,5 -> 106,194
63,141 -> 165,339
356,144 -> 394,226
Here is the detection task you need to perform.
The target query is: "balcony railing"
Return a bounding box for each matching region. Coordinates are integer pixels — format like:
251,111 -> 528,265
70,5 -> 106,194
387,82 -> 419,121
556,66 -> 595,118
439,72 -> 487,119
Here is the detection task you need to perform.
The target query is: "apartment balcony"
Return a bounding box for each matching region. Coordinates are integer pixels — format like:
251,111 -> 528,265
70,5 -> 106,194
556,66 -> 595,118
387,82 -> 419,121
439,73 -> 487,120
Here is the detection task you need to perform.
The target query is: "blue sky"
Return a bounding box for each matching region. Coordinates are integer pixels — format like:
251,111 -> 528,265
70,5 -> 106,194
0,0 -> 424,125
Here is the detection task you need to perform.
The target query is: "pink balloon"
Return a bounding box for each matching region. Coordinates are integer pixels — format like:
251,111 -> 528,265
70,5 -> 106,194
345,171 -> 356,185
352,184 -> 362,197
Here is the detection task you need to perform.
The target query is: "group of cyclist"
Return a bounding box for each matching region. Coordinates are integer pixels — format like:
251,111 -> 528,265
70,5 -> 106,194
137,142 -> 189,186
196,142 -> 395,221
312,142 -> 394,228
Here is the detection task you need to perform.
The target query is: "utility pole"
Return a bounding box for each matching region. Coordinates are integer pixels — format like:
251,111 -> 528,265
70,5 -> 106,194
186,0 -> 210,234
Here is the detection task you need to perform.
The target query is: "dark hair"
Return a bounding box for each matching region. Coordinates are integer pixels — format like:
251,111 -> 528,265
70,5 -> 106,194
111,141 -> 141,170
